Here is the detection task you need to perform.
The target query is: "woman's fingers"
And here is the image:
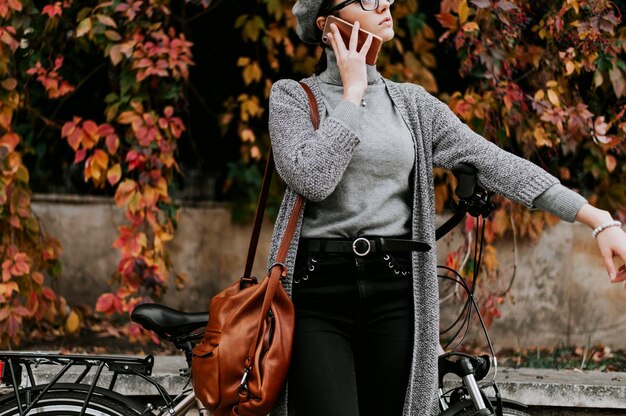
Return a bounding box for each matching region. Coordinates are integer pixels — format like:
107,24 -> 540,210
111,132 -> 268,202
597,228 -> 626,284
349,20 -> 360,51
330,24 -> 347,55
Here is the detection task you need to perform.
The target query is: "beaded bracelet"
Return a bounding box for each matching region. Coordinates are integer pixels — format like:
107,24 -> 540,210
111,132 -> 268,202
592,220 -> 622,238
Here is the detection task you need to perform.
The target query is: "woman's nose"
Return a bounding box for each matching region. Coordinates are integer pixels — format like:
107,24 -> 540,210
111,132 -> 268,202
377,0 -> 391,12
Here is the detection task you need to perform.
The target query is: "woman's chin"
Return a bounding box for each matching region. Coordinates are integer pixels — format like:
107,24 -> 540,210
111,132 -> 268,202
381,30 -> 394,42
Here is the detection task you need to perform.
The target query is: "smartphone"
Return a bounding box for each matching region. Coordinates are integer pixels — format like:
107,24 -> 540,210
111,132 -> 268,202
322,15 -> 383,66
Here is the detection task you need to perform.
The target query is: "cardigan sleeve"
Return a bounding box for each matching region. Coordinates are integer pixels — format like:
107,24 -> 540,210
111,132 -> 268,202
420,86 -> 560,209
533,184 -> 587,223
268,79 -> 362,202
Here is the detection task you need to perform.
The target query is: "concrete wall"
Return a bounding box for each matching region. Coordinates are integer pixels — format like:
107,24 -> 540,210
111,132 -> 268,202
32,194 -> 626,349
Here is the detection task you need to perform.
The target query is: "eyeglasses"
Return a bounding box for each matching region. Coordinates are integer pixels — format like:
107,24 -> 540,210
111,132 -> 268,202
322,0 -> 394,15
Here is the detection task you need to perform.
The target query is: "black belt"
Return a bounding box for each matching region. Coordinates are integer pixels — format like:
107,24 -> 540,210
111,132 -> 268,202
299,237 -> 431,257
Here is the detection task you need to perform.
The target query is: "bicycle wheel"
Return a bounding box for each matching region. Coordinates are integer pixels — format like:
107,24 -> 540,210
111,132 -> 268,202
459,408 -> 530,416
0,390 -> 142,416
441,399 -> 532,416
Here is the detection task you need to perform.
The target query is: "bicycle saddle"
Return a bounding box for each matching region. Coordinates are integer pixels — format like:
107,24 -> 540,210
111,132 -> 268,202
131,303 -> 208,338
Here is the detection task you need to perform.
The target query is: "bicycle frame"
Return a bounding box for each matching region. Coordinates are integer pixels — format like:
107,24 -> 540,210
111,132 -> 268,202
0,352 -> 186,416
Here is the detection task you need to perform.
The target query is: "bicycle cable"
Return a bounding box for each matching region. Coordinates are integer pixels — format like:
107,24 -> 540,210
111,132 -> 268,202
438,210 -> 498,380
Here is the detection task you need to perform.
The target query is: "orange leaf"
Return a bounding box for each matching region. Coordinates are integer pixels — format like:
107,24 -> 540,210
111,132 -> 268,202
109,44 -> 122,65
107,163 -> 122,186
458,0 -> 469,24
93,149 -> 109,169
462,22 -> 480,32
492,209 -> 509,237
118,111 -> 138,124
65,310 -> 80,333
0,132 -> 19,152
114,179 -> 138,207
32,272 -> 44,285
436,12 -> 458,30
82,120 -> 100,149
605,154 -> 617,173
1,78 -> 17,90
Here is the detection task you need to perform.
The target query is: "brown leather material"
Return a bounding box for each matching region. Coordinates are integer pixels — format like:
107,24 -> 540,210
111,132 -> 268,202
243,151 -> 275,280
191,82 -> 317,416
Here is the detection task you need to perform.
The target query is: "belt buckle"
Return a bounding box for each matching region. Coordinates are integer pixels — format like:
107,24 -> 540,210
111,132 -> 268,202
352,237 -> 371,257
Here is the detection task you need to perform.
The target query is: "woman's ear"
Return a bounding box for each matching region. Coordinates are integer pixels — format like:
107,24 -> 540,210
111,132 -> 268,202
315,16 -> 327,31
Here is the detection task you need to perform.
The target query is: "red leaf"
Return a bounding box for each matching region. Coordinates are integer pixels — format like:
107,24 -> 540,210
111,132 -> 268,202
67,128 -> 83,151
41,286 -> 56,300
98,123 -> 116,136
42,3 -> 63,17
105,134 -> 120,154
0,132 -> 19,152
73,148 -> 86,164
96,293 -> 116,314
61,117 -> 80,137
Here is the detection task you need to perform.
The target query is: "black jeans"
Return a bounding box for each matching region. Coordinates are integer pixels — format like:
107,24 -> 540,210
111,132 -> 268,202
288,249 -> 414,416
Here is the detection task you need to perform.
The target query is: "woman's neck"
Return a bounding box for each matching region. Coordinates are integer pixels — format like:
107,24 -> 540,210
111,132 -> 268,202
318,48 -> 381,86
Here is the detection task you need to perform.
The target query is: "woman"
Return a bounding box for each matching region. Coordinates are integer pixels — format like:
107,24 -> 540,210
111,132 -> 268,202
266,0 -> 626,415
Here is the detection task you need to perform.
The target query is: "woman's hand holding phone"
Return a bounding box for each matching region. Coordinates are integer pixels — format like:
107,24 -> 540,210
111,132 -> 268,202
325,20 -> 373,106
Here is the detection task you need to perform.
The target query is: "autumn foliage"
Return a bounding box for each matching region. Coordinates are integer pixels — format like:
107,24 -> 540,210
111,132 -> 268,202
0,0 -> 623,345
0,0 -> 203,346
63,1 -> 195,343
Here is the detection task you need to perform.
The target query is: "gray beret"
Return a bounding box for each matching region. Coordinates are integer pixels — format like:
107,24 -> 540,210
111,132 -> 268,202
293,0 -> 326,44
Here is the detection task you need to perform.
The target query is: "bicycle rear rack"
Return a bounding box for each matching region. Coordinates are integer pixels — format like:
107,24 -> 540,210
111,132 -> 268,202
0,352 -> 173,416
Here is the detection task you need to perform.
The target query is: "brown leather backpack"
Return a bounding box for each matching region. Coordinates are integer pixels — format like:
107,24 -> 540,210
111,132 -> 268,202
191,82 -> 318,416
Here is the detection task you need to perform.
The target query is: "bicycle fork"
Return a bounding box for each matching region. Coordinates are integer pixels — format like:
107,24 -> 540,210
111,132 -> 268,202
439,355 -> 494,415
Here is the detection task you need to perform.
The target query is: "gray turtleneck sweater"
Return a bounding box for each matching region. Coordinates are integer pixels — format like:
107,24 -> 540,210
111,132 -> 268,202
302,49 -> 415,237
302,48 -> 587,239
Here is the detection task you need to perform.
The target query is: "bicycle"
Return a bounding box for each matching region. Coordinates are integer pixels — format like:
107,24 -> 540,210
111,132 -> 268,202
0,164 -> 531,416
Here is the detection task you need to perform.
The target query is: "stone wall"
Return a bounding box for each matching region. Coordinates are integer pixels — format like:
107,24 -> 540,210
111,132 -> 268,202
32,194 -> 626,349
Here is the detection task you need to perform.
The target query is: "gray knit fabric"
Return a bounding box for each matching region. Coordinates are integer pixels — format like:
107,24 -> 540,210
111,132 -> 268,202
302,49 -> 414,237
293,0 -> 325,44
267,71 -> 575,415
533,183 -> 587,222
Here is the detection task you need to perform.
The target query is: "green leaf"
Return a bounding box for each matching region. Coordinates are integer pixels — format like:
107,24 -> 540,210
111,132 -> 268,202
234,14 -> 248,28
253,16 -> 266,29
76,7 -> 92,21
406,13 -> 426,39
105,102 -> 121,122
120,69 -> 135,95
104,93 -> 119,104
265,0 -> 282,19
105,30 -> 122,41
76,18 -> 92,37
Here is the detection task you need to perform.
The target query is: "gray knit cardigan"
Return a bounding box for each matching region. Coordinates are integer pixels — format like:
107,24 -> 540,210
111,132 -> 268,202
267,75 -> 559,416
